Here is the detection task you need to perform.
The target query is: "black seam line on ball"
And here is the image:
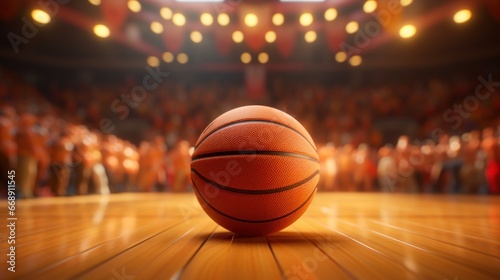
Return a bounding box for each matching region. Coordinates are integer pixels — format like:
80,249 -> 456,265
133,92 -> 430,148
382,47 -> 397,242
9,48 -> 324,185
192,179 -> 317,224
191,168 -> 319,195
194,119 -> 318,153
191,150 -> 319,163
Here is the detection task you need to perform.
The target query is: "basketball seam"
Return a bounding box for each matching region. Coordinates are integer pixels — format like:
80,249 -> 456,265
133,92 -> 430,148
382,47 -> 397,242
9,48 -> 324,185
191,150 -> 319,163
194,119 -> 318,153
191,168 -> 319,194
192,179 -> 317,224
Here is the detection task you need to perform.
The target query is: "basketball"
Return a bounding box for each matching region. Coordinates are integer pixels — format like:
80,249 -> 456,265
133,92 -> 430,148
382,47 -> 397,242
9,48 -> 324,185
190,105 -> 320,236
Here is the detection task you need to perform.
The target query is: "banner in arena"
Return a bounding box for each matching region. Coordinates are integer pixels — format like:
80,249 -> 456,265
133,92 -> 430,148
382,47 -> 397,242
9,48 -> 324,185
324,19 -> 347,53
238,4 -> 272,52
101,0 -> 128,31
0,0 -> 23,21
162,21 -> 185,53
276,25 -> 296,58
376,0 -> 403,35
245,64 -> 266,99
488,1 -> 500,21
214,27 -> 233,55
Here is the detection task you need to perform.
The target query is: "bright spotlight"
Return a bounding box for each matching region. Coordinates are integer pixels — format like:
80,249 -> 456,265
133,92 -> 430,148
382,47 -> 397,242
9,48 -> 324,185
245,13 -> 258,27
172,13 -> 186,26
300,13 -> 313,26
273,13 -> 284,26
265,31 -> 277,43
324,8 -> 337,21
454,9 -> 471,24
399,24 -> 416,38
232,31 -> 244,43
94,24 -> 110,38
31,9 -> 51,25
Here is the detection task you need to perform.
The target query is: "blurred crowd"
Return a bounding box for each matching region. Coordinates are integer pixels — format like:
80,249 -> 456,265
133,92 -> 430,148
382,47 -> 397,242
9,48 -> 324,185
318,131 -> 500,194
0,69 -> 499,197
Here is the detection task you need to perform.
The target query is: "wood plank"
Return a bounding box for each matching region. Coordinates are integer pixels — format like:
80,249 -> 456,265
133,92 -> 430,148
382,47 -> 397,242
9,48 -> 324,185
180,227 -> 283,280
294,218 -> 420,280
73,219 -> 218,279
267,229 -> 353,280
1,193 -> 499,280
371,218 -> 500,257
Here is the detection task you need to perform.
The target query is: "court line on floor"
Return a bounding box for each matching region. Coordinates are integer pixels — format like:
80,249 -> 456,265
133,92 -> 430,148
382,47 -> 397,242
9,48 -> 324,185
292,228 -> 358,280
401,219 -> 500,244
369,219 -> 500,259
309,217 -> 424,279
265,236 -> 286,279
169,225 -> 219,280
31,220 -> 187,278
342,219 -> 499,279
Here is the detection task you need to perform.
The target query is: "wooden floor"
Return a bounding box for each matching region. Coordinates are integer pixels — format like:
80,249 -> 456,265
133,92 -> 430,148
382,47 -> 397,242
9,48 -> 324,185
1,192 -> 500,280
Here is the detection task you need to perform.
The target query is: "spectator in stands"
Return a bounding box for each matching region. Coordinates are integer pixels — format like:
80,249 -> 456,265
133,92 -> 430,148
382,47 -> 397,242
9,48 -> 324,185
16,114 -> 43,198
482,128 -> 500,194
459,131 -> 483,194
171,140 -> 191,192
122,141 -> 139,192
48,130 -> 73,196
377,145 -> 397,192
353,144 -> 377,192
0,114 -> 16,196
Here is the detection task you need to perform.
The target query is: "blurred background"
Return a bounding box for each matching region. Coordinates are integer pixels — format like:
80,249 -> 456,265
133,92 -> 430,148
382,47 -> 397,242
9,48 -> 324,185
0,0 -> 499,198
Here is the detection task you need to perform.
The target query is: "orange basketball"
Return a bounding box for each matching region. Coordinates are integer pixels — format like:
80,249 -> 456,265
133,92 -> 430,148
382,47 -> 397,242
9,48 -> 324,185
190,105 -> 320,236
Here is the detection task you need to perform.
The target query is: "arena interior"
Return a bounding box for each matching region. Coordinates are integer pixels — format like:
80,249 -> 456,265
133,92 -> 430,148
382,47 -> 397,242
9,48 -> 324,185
1,0 -> 500,279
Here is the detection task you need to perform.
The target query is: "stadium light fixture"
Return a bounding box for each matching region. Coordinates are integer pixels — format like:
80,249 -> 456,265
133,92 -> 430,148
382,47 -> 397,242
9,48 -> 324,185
300,13 -> 313,26
160,7 -> 173,20
346,21 -> 359,34
272,13 -> 284,26
304,31 -> 317,43
200,13 -> 213,26
94,24 -> 110,38
399,24 -> 416,38
190,31 -> 203,43
400,0 -> 413,7
265,31 -> 277,43
363,0 -> 377,14
324,8 -> 337,21
175,0 -> 223,2
245,13 -> 259,27
335,52 -> 347,63
172,13 -> 186,26
258,53 -> 269,64
147,56 -> 160,67
241,52 -> 251,64
454,9 -> 471,24
232,31 -> 244,43
150,21 -> 164,34
217,13 -> 230,26
32,9 -> 51,25
128,0 -> 141,13
349,55 -> 362,66
280,0 -> 325,2
177,53 -> 189,64
162,52 -> 174,63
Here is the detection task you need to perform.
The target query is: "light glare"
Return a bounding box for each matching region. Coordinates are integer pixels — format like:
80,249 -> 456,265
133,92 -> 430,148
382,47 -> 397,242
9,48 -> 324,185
94,24 -> 110,38
454,9 -> 471,24
31,9 -> 51,25
324,8 -> 337,21
399,24 -> 416,38
300,13 -> 313,26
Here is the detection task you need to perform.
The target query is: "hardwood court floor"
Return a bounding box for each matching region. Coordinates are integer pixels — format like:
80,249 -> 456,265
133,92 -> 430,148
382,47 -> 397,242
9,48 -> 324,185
1,193 -> 499,280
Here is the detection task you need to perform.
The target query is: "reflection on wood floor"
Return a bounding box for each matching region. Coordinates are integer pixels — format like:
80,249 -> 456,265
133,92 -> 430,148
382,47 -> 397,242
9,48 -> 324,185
1,193 -> 499,279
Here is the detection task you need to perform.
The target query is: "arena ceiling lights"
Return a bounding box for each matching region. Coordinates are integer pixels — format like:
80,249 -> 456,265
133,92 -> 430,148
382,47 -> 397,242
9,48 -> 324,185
175,0 -> 223,2
280,0 -> 326,2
